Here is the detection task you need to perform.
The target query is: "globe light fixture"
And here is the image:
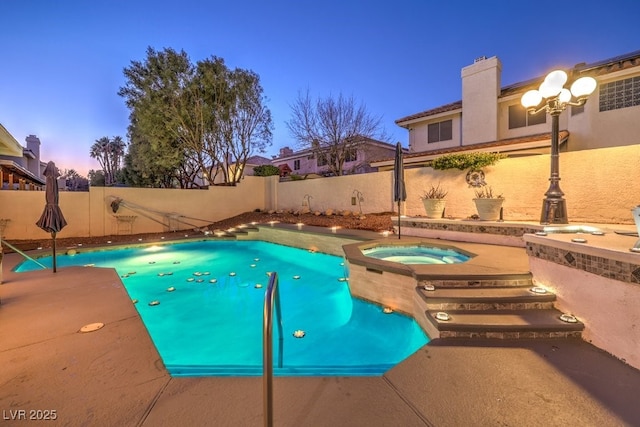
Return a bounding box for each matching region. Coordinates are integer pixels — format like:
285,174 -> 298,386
521,70 -> 597,224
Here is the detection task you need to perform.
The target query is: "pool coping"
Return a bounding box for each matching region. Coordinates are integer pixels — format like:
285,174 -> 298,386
343,237 -> 532,281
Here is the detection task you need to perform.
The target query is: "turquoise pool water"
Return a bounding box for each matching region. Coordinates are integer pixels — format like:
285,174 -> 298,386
362,245 -> 470,265
16,240 -> 429,376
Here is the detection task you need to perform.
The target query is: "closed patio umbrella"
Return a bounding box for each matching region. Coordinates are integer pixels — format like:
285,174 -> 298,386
36,161 -> 67,272
393,142 -> 406,239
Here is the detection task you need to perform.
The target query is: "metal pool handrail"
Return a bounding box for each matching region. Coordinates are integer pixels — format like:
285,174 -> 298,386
263,271 -> 283,427
0,240 -> 48,270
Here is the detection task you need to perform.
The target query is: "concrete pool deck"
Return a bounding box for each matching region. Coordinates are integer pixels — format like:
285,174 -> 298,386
2,242 -> 640,426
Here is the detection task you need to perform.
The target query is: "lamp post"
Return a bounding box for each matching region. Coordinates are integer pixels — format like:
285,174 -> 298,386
521,70 -> 597,224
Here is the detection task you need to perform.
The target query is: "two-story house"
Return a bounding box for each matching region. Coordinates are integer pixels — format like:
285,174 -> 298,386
373,50 -> 640,169
0,126 -> 46,190
272,137 -> 402,177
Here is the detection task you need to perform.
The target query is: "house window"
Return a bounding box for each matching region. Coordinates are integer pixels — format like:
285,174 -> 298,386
508,105 -> 546,129
427,120 -> 453,143
317,155 -> 328,167
345,149 -> 357,162
293,159 -> 300,170
599,76 -> 640,112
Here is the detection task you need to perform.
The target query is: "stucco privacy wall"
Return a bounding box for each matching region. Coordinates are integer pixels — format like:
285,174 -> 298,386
403,144 -> 640,223
0,145 -> 638,240
275,170 -> 395,214
0,176 -> 267,240
274,145 -> 640,224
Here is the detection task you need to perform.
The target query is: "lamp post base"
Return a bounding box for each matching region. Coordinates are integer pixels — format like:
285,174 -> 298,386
540,198 -> 568,225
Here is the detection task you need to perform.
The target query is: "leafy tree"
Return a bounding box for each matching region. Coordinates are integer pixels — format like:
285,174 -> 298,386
89,136 -> 126,186
61,169 -> 89,191
286,90 -> 386,176
118,47 -> 273,187
88,169 -> 106,187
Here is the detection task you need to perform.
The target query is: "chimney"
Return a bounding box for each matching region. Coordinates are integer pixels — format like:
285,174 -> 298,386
279,146 -> 294,157
25,135 -> 42,178
461,56 -> 501,145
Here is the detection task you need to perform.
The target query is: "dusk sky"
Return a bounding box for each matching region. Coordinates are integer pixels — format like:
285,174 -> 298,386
2,0 -> 640,176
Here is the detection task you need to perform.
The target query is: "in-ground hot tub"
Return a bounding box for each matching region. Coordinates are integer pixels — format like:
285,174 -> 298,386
342,239 -> 477,317
361,244 -> 470,265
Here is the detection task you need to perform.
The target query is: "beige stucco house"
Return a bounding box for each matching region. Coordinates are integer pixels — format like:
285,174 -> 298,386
0,126 -> 46,190
374,50 -> 640,169
272,137 -> 402,177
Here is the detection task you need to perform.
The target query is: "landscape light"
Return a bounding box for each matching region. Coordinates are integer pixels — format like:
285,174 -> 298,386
520,69 -> 597,224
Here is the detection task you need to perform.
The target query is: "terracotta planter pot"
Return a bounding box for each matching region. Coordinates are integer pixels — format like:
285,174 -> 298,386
422,199 -> 446,219
473,198 -> 504,221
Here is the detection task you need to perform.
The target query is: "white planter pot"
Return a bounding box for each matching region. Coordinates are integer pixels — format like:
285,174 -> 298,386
473,198 -> 504,221
422,199 -> 446,219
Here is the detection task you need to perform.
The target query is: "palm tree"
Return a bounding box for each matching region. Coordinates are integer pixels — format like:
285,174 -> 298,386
90,136 -> 126,185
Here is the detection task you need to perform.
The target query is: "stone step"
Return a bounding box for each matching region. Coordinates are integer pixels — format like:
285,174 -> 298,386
416,286 -> 555,311
425,309 -> 584,339
418,273 -> 533,289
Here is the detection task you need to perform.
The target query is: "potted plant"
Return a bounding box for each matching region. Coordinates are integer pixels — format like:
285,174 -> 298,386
421,183 -> 448,219
473,186 -> 504,221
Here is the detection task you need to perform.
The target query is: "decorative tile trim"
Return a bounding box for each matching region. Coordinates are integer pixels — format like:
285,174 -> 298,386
439,331 -> 582,339
526,242 -> 640,284
398,219 -> 540,237
427,302 -> 554,311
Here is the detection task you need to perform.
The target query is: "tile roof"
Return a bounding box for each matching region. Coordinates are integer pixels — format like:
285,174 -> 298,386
371,131 -> 569,166
395,101 -> 462,125
408,130 -> 568,160
246,155 -> 272,166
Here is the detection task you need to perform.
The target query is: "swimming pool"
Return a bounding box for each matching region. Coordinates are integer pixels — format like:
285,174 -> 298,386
361,245 -> 470,265
16,240 -> 428,376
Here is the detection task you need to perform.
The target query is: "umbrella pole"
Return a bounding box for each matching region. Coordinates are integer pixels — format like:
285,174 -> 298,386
52,231 -> 57,273
397,200 -> 401,239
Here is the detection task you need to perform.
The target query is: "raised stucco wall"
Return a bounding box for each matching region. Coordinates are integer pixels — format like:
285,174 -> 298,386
274,145 -> 639,224
404,144 -> 640,223
275,170 -> 396,214
529,257 -> 640,370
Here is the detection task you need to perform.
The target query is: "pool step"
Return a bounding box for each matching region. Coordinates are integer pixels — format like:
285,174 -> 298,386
209,225 -> 259,238
414,280 -> 584,339
417,286 -> 556,311
424,309 -> 584,339
418,273 -> 533,289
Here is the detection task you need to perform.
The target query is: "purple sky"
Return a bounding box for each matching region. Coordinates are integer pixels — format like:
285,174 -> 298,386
2,0 -> 640,176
